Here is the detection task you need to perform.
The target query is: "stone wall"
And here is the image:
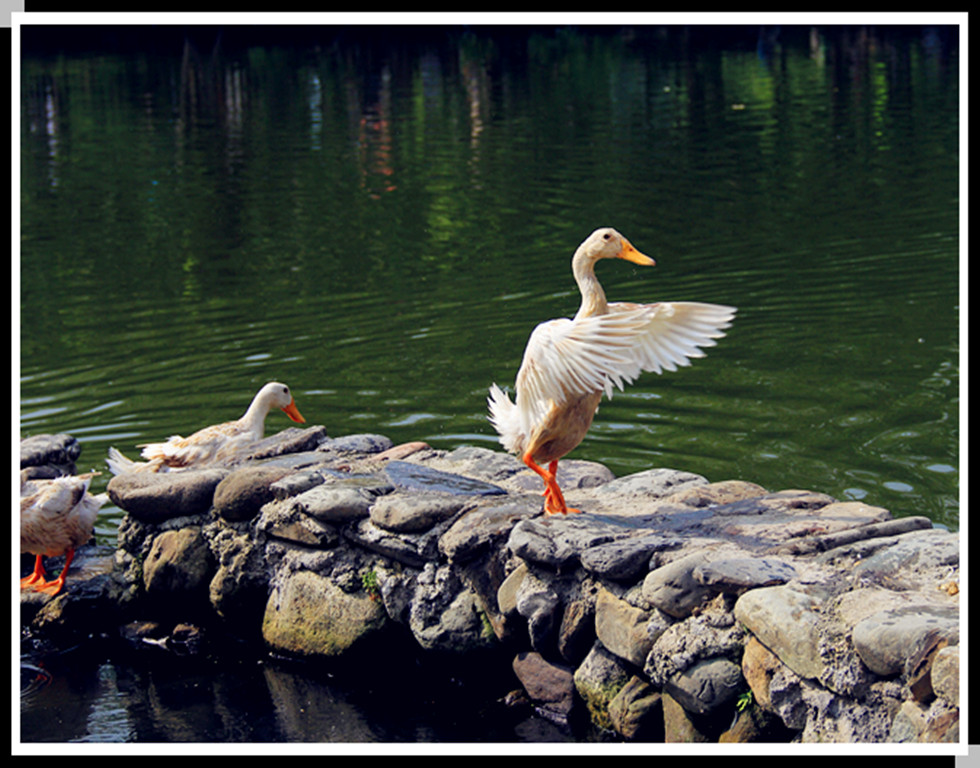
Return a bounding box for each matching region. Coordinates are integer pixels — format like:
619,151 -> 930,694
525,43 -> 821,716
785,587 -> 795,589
20,428 -> 961,743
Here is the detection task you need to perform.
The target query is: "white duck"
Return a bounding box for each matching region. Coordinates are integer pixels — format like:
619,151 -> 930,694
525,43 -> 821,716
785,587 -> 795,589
488,227 -> 736,515
106,381 -> 306,474
21,471 -> 108,595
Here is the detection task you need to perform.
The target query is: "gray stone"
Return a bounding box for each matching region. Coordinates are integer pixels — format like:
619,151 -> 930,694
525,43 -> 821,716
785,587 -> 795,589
213,465 -> 292,521
408,563 -> 495,653
439,497 -> 540,563
507,514 -> 630,569
384,459 -> 507,496
291,484 -> 377,524
142,527 -> 215,598
368,491 -> 468,533
580,533 -> 682,581
592,467 -> 707,499
255,498 -> 341,548
21,433 -> 81,473
851,604 -> 959,677
572,642 -> 632,731
693,556 -> 797,593
107,468 -> 230,523
316,433 -> 393,455
733,585 -> 824,680
269,469 -> 327,499
641,551 -> 716,618
244,425 -> 330,461
664,657 -> 743,716
515,569 -> 561,653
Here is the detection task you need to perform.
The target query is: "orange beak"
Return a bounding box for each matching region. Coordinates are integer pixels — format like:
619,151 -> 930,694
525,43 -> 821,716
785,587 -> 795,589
281,399 -> 306,424
617,238 -> 656,266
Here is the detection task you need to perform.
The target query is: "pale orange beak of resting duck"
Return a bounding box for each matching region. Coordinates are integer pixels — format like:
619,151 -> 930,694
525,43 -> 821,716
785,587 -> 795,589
617,238 -> 656,266
281,399 -> 306,424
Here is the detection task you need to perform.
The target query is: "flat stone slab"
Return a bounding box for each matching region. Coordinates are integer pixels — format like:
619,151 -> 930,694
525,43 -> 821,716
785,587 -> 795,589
383,460 -> 508,496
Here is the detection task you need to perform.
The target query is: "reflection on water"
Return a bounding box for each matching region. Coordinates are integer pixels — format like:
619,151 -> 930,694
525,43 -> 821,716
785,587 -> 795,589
20,636 -> 577,744
18,23 -> 960,744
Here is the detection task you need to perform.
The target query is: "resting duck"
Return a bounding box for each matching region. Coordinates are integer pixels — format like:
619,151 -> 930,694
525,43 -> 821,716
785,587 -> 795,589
21,471 -> 108,595
488,227 -> 736,515
106,381 -> 306,474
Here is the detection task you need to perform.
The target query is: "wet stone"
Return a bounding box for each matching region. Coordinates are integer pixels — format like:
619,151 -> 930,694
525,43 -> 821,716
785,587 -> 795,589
384,460 -> 508,496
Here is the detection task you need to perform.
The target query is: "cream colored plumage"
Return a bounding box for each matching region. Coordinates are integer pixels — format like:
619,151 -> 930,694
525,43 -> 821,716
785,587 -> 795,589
106,381 -> 305,474
488,227 -> 736,515
20,471 -> 108,595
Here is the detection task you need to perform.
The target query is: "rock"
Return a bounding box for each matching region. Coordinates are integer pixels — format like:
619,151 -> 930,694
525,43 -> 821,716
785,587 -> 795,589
142,527 -> 215,600
595,587 -> 654,668
496,562 -> 527,620
515,568 -> 562,653
439,497 -> 540,563
644,605 -> 745,688
693,556 -> 797,593
368,490 -> 468,533
591,467 -> 707,500
580,533 -> 682,581
255,498 -> 341,548
733,585 -> 823,680
262,569 -> 387,658
244,425 -> 330,461
408,563 -> 496,653
850,527 -> 960,587
662,691 -> 713,742
663,657 -> 742,716
370,441 -> 431,462
384,459 -> 507,496
607,676 -> 663,740
557,598 -> 595,665
718,701 -> 794,743
316,433 -> 393,456
213,466 -> 292,521
344,518 -> 438,568
507,514 -> 630,569
107,468 -> 230,523
205,523 -> 269,626
20,433 -> 81,475
641,551 -> 716,618
740,635 -> 784,712
851,604 -> 959,677
512,651 -> 577,726
931,645 -> 959,706
571,642 -> 631,731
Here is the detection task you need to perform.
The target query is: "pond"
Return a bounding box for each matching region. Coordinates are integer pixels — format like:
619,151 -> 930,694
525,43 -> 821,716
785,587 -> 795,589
17,22 -> 961,745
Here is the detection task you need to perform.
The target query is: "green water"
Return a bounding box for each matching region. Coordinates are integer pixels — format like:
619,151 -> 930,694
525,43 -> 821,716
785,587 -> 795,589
19,25 -> 959,535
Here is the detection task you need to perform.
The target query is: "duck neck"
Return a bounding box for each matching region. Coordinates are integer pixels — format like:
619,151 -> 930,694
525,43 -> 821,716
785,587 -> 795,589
240,392 -> 272,435
572,254 -> 608,319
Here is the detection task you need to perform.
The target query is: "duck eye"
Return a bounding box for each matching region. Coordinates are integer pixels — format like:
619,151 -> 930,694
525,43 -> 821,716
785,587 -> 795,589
602,233 -> 611,240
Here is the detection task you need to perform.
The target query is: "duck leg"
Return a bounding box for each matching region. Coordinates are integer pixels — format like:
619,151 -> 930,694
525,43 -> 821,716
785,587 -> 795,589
522,454 -> 581,515
32,550 -> 76,596
20,554 -> 49,590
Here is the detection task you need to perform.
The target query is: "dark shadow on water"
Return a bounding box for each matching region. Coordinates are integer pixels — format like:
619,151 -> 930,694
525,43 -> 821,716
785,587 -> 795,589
20,621 -> 587,744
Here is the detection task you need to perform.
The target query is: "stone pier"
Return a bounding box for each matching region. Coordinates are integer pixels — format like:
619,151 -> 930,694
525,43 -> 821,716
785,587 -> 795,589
19,428 -> 960,743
